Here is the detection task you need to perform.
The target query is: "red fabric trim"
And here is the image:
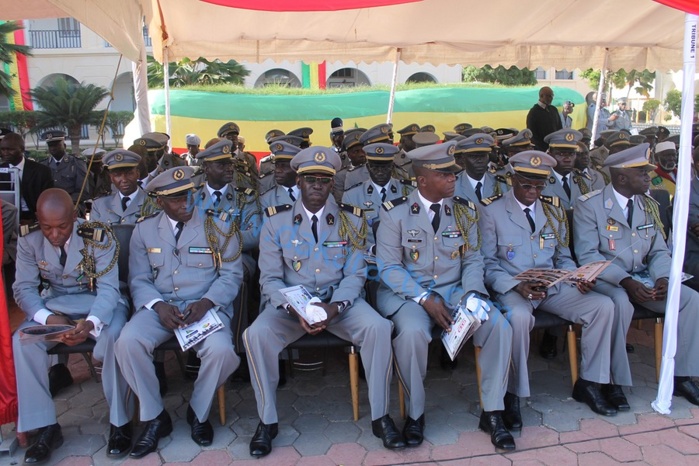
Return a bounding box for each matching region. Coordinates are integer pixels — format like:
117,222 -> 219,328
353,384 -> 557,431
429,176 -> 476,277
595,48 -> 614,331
13,22 -> 33,111
655,0 -> 699,15
318,61 -> 327,90
0,200 -> 17,426
201,0 -> 420,12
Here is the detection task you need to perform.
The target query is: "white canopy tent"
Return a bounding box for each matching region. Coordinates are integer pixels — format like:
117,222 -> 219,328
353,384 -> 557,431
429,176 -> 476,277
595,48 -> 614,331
2,0 -> 698,414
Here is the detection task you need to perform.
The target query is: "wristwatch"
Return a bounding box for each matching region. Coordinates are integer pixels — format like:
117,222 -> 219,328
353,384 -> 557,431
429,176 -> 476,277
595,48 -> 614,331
333,300 -> 350,313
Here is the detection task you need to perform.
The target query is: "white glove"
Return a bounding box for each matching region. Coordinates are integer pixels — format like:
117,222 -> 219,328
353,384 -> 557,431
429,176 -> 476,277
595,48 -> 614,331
305,297 -> 327,324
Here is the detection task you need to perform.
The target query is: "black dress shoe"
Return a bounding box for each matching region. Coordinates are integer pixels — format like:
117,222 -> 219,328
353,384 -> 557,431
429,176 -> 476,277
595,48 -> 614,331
503,392 -> 523,430
24,423 -> 63,464
602,384 -> 630,411
186,405 -> 214,446
674,376 -> 699,405
572,379 -> 617,416
250,421 -> 278,457
478,411 -> 516,450
48,363 -> 73,397
129,410 -> 173,458
371,415 -> 406,449
107,423 -> 132,458
539,332 -> 558,359
402,414 -> 424,447
153,360 -> 168,397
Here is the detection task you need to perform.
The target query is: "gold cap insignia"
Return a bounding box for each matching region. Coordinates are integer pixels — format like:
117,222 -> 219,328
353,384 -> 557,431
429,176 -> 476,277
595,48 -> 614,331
173,169 -> 185,180
565,133 -> 574,142
447,145 -> 455,155
314,151 -> 326,163
531,156 -> 541,167
381,126 -> 389,134
114,153 -> 124,162
476,138 -> 483,144
222,144 -> 231,154
274,143 -> 283,152
139,139 -> 146,146
376,147 -> 384,155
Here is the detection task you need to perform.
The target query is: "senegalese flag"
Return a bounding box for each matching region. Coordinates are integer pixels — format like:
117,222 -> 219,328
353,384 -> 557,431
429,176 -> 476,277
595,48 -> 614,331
301,61 -> 326,90
0,20 -> 32,111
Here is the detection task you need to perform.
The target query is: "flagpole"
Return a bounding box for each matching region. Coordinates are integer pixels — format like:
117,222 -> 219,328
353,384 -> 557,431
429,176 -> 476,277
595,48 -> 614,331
652,12 -> 697,414
386,48 -> 401,124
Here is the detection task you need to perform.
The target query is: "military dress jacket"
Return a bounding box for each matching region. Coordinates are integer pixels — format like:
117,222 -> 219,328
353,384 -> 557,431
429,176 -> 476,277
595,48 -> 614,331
376,190 -> 487,317
260,184 -> 296,210
41,154 -> 89,200
342,178 -> 414,234
128,207 -> 243,316
13,219 -> 122,325
573,183 -> 671,286
478,190 -> 575,295
259,198 -> 368,310
454,172 -> 503,205
90,188 -> 148,225
541,168 -> 594,210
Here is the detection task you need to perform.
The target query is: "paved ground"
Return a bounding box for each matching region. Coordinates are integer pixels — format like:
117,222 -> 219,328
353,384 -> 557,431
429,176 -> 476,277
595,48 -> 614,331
2,320 -> 699,465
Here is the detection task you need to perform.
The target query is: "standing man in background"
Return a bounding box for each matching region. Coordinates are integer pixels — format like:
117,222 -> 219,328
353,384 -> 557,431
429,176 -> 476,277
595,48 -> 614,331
526,86 -> 562,151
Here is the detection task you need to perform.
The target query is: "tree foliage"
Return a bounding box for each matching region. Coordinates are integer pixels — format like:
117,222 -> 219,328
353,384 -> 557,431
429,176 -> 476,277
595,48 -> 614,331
462,65 -> 537,86
147,56 -> 250,88
104,111 -> 134,147
0,21 -> 32,97
580,68 -> 655,97
30,78 -> 109,154
642,99 -> 661,123
0,110 -> 37,138
664,89 -> 682,119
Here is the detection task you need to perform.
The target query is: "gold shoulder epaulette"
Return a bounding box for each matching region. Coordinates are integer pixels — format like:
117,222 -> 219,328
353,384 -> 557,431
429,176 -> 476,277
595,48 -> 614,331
643,192 -> 660,205
382,196 -> 408,211
265,204 -> 292,217
205,209 -> 233,222
344,181 -> 363,192
579,189 -> 602,202
539,195 -> 561,207
19,223 -> 40,237
136,212 -> 159,223
479,193 -> 503,206
339,203 -> 363,217
259,185 -> 276,197
77,225 -> 106,242
400,179 -> 417,187
235,187 -> 256,196
453,196 -> 477,210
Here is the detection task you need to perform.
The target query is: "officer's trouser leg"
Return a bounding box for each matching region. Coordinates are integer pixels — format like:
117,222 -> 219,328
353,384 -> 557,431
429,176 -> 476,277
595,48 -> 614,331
593,282 -> 634,386
494,292 -> 535,398
472,303 -> 512,410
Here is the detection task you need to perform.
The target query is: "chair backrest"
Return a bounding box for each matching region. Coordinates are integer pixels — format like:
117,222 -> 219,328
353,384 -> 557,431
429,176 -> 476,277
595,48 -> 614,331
649,189 -> 671,239
111,223 -> 135,285
566,209 -> 577,265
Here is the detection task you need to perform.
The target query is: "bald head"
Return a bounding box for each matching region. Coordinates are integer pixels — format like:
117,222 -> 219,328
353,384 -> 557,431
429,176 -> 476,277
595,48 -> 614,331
36,189 -> 77,248
37,189 -> 73,218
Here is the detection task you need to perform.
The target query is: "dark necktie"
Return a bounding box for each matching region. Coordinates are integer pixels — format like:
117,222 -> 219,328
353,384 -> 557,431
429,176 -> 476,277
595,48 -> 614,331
430,203 -> 441,233
311,215 -> 319,243
121,196 -> 130,212
561,175 -> 571,199
137,180 -> 143,188
174,221 -> 184,243
524,207 -> 535,233
59,245 -> 67,267
626,198 -> 634,226
475,181 -> 483,201
380,187 -> 387,202
288,187 -> 296,201
213,190 -> 222,207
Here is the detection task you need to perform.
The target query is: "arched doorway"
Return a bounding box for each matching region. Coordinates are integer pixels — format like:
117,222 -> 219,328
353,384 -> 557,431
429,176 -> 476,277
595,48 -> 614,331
112,72 -> 136,112
254,68 -> 302,88
326,68 -> 371,88
406,72 -> 437,84
37,73 -> 79,88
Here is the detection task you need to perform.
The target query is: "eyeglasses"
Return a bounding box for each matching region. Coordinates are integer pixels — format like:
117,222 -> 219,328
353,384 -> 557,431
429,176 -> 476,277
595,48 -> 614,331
302,175 -> 333,184
518,183 -> 546,191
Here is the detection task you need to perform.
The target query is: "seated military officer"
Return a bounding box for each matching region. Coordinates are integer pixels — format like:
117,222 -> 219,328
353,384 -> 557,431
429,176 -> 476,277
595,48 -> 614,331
333,128 -> 366,203
194,139 -> 261,278
90,149 -> 153,225
12,188 -> 132,463
574,143 -> 699,406
115,167 -> 243,458
542,129 -> 595,210
343,143 -> 415,247
376,142 -> 515,450
258,130 -> 290,193
479,151 -> 622,425
344,124 -> 393,191
259,141 -> 302,209
243,146 -> 403,457
454,133 -> 504,204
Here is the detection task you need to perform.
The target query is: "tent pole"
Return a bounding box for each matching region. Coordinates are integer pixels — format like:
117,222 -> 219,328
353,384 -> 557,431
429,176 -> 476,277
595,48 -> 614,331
589,49 -> 608,148
386,48 -> 401,124
131,27 -> 151,137
653,13 -> 697,415
163,46 -> 172,140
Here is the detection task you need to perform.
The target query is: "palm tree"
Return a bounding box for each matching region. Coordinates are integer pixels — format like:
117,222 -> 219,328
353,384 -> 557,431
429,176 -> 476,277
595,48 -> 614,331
30,78 -> 109,154
147,55 -> 249,88
0,21 -> 32,97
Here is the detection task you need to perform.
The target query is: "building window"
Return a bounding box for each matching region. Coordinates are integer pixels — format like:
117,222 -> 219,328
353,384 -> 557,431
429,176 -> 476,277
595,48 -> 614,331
57,18 -> 80,37
555,69 -> 574,80
534,67 -> 547,80
327,68 -> 371,88
253,69 -> 302,88
406,72 -> 437,84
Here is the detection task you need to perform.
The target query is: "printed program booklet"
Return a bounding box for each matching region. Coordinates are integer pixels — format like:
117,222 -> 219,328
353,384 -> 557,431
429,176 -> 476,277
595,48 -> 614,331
441,295 -> 488,361
513,260 -> 611,288
174,309 -> 224,351
280,285 -> 328,325
19,324 -> 75,345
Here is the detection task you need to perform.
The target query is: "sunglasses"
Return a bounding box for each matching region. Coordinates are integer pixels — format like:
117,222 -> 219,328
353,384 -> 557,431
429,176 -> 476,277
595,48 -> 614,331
302,175 -> 333,184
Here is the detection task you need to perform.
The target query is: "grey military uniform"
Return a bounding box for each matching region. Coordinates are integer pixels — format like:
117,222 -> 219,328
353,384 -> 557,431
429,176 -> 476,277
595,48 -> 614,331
243,199 -> 394,423
393,149 -> 414,181
115,207 -> 243,422
260,184 -> 296,210
583,167 -> 607,191
610,110 -> 633,131
376,190 -> 512,416
258,155 -> 276,193
89,188 -> 149,225
342,178 -> 413,244
574,184 -> 699,378
541,168 -> 594,210
12,219 -> 132,432
344,164 -> 370,191
41,154 -> 89,202
479,190 -> 618,396
454,172 -> 503,205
